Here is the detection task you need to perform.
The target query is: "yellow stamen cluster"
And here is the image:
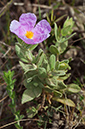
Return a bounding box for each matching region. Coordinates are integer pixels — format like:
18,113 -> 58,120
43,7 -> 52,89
25,31 -> 34,39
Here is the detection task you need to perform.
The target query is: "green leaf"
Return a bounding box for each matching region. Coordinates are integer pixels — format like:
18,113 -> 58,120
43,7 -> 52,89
59,73 -> 71,80
54,22 -> 58,41
60,33 -> 76,44
46,77 -> 58,88
55,61 -> 59,70
61,17 -> 74,36
59,62 -> 70,70
3,70 -> 16,91
51,70 -> 66,76
64,17 -> 74,28
16,36 -> 38,50
49,45 -> 59,55
46,13 -> 51,24
27,77 -> 33,83
58,39 -> 68,54
22,86 -> 42,104
61,25 -> 73,36
33,49 -> 43,64
51,10 -> 54,21
19,61 -> 37,73
42,58 -> 49,71
14,124 -> 23,129
28,44 -> 38,51
44,85 -> 62,97
37,53 -> 45,67
54,14 -> 67,23
54,98 -> 75,107
46,77 -> 66,90
37,67 -> 47,79
67,83 -> 81,93
57,80 -> 67,89
38,6 -> 41,20
49,54 -> 56,70
15,43 -> 34,63
16,37 -> 30,49
24,70 -> 37,79
57,59 -> 71,70
53,2 -> 61,10
61,59 -> 70,64
26,105 -> 40,118
15,44 -> 29,63
26,49 -> 33,62
24,77 -> 44,89
53,90 -> 62,98
16,36 -> 24,44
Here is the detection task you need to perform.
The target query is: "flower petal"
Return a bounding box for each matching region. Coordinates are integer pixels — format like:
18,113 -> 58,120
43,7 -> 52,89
19,13 -> 37,31
19,36 -> 35,44
10,20 -> 35,44
10,20 -> 26,36
33,34 -> 50,44
34,19 -> 51,35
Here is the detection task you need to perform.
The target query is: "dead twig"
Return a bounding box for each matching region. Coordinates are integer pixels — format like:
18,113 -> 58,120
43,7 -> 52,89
0,41 -> 10,47
69,37 -> 85,46
0,41 -> 15,50
0,118 -> 43,129
2,47 -> 11,58
0,95 -> 8,103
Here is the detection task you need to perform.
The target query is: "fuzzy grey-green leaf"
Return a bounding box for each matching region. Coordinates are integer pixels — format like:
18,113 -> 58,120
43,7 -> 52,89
49,54 -> 56,70
49,45 -> 59,55
22,85 -> 42,104
54,98 -> 75,107
67,83 -> 81,93
19,61 -> 37,73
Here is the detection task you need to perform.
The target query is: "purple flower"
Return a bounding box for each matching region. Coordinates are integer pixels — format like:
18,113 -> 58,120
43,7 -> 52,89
10,13 -> 51,44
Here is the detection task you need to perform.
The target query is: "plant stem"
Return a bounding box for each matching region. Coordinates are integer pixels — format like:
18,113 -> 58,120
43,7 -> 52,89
57,54 -> 59,61
41,90 -> 46,108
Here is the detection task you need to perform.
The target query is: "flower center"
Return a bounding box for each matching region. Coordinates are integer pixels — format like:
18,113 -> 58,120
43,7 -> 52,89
25,31 -> 34,39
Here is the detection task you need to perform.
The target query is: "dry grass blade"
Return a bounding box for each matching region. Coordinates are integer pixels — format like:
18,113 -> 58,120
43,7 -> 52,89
0,0 -> 13,17
14,2 -> 52,9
